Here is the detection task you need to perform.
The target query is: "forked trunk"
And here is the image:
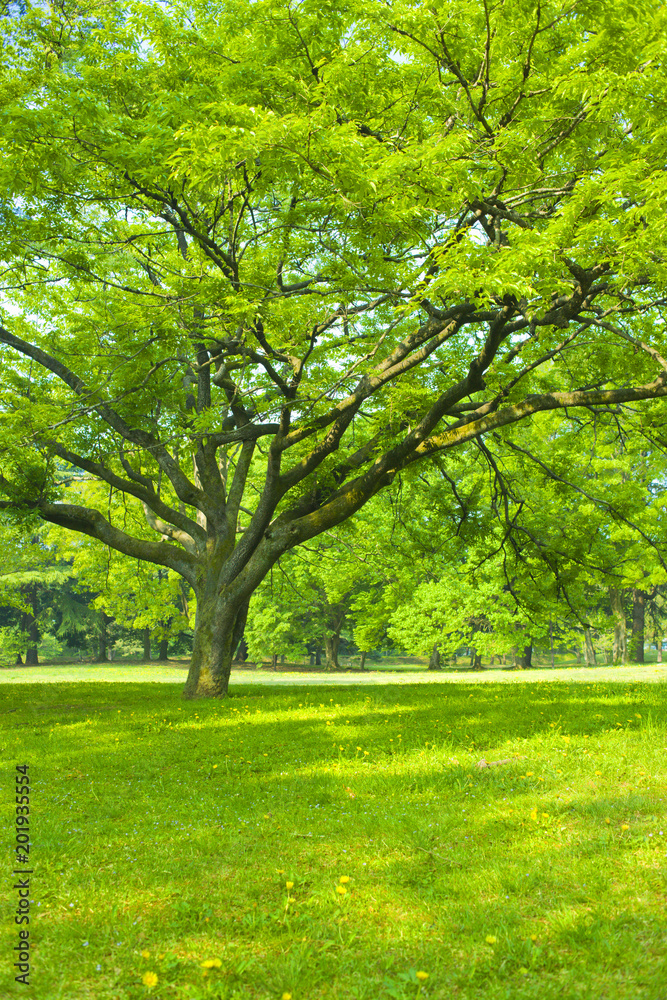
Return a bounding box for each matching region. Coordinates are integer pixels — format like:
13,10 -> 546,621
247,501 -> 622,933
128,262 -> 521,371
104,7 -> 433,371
183,590 -> 249,699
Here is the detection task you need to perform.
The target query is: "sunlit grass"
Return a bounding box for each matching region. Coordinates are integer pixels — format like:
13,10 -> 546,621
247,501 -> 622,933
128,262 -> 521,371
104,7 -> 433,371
1,680 -> 666,998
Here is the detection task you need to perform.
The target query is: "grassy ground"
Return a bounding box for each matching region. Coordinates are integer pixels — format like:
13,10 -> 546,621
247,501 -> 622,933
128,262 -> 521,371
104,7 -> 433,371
1,679 -> 666,999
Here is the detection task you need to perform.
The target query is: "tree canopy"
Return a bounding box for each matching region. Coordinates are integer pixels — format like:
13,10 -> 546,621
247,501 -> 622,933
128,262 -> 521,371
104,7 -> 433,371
1,0 -> 667,696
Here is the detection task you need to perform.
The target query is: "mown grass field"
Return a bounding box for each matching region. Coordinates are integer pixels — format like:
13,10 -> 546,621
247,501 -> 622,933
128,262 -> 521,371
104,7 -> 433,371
1,678 -> 666,999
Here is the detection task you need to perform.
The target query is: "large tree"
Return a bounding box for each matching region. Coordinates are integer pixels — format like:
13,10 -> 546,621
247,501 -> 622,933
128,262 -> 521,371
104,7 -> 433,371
1,0 -> 667,696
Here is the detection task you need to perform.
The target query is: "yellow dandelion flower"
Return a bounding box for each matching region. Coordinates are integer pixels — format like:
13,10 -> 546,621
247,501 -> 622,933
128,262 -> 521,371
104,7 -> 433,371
530,808 -> 538,821
201,958 -> 222,969
339,875 -> 350,883
286,881 -> 294,889
416,971 -> 429,981
530,934 -> 538,942
605,818 -> 611,824
519,966 -> 529,975
336,885 -> 347,895
282,993 -> 292,1000
526,771 -> 534,776
485,935 -> 497,945
142,971 -> 158,987
140,950 -> 150,959
595,770 -> 602,776
621,823 -> 629,831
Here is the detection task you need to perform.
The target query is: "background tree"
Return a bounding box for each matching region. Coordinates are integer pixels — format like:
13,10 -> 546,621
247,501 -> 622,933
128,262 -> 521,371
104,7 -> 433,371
2,0 -> 667,696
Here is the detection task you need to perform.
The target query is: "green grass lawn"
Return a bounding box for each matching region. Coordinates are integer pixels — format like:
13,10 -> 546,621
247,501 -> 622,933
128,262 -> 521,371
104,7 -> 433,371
1,679 -> 666,999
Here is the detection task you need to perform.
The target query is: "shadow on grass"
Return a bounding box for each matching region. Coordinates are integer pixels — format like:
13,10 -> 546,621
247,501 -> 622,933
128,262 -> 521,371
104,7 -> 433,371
2,680 -> 666,999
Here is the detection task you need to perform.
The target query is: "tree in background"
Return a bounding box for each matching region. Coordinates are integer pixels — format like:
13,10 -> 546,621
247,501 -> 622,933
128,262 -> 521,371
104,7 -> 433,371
2,1 -> 667,696
0,528 -> 74,665
47,492 -> 191,662
389,406 -> 667,665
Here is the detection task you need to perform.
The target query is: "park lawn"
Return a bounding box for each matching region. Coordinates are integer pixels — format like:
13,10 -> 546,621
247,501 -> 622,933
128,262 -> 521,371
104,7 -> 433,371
1,681 -> 666,1000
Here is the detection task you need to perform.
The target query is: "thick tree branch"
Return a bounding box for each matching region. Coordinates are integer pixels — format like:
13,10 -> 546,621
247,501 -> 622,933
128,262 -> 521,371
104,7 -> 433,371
38,502 -> 198,584
0,324 -> 210,515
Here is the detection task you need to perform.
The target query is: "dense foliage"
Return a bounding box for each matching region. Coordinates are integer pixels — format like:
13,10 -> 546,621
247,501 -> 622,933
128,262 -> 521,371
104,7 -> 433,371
1,0 -> 667,694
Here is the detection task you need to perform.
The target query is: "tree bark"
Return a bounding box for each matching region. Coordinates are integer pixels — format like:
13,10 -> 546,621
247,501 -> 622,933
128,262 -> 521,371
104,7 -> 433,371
521,643 -> 532,669
324,633 -> 340,670
657,638 -> 663,664
21,585 -> 40,665
94,612 -> 111,663
157,638 -> 169,661
583,626 -> 596,666
470,648 -> 483,670
182,591 -> 250,698
142,626 -> 152,662
610,588 -> 628,664
235,636 -> 248,662
359,650 -> 367,670
549,622 -> 555,668
631,588 -> 645,663
428,644 -> 441,670
25,626 -> 39,664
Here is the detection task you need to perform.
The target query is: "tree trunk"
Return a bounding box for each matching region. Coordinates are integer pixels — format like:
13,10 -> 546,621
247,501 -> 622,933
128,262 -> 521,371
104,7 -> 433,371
610,588 -> 628,664
15,653 -> 23,665
21,585 -> 40,666
94,612 -> 111,663
271,653 -> 278,670
549,622 -> 555,668
235,636 -> 248,662
359,651 -> 367,670
657,638 -> 663,664
471,652 -> 482,670
182,593 -> 250,699
315,645 -> 322,666
428,644 -> 441,670
324,633 -> 340,670
521,643 -> 532,669
631,588 -> 645,663
157,638 -> 169,661
583,626 -> 596,666
142,626 -> 152,662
